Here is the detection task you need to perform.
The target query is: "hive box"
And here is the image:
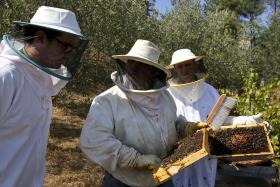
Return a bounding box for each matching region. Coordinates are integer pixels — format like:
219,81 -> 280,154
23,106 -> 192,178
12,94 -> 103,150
152,123 -> 274,185
208,123 -> 274,162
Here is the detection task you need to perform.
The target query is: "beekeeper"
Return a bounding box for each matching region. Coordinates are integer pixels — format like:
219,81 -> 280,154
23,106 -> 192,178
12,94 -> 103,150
167,49 -> 268,187
80,39 -> 178,187
0,6 -> 88,187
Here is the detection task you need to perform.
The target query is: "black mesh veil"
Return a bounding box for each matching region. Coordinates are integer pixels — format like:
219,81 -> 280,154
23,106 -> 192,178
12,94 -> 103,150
114,59 -> 168,90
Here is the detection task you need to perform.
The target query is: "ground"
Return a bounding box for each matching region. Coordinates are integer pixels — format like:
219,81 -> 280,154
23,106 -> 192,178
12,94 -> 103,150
44,91 -> 105,187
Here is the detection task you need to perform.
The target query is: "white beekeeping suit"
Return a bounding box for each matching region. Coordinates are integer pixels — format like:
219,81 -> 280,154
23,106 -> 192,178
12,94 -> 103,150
80,40 -> 178,187
0,35 -> 54,187
168,76 -> 220,187
167,48 -> 269,187
167,49 -> 219,187
0,6 -> 88,187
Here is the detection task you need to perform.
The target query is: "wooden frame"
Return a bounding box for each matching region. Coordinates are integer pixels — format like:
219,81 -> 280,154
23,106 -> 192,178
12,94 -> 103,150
152,124 -> 274,184
209,123 -> 274,162
153,128 -> 209,184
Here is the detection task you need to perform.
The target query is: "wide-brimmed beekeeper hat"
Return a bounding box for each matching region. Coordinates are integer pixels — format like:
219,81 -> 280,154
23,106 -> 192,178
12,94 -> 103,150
13,6 -> 84,37
167,49 -> 203,68
112,39 -> 171,78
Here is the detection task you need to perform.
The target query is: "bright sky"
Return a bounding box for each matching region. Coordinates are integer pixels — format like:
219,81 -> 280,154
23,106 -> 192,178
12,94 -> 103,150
155,0 -> 173,14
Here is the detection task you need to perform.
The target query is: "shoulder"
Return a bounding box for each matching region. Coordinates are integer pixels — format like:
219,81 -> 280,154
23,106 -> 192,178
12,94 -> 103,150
93,85 -> 127,107
203,82 -> 220,99
204,83 -> 218,93
96,86 -> 125,100
0,57 -> 17,74
0,58 -> 24,86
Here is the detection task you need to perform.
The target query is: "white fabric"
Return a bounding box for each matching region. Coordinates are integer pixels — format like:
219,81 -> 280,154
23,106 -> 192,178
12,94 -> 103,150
169,77 -> 206,105
15,6 -> 83,37
112,39 -> 171,77
168,81 -> 220,187
0,40 -> 66,187
224,113 -> 267,127
49,65 -> 70,95
80,73 -> 178,187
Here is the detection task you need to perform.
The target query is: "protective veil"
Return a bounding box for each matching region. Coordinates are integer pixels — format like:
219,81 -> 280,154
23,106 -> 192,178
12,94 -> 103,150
3,25 -> 88,81
169,73 -> 206,105
168,72 -> 220,187
80,69 -> 178,187
0,38 -> 64,187
114,59 -> 168,91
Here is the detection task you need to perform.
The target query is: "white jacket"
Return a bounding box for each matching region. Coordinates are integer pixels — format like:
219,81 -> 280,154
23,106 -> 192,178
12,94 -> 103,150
168,78 -> 220,187
80,72 -> 178,187
0,40 -> 56,187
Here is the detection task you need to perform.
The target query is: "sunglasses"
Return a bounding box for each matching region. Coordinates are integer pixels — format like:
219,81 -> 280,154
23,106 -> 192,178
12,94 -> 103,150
55,38 -> 78,54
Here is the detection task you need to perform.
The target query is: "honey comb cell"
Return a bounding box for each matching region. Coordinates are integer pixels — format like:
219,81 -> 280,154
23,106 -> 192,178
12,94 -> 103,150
209,126 -> 270,155
161,131 -> 203,167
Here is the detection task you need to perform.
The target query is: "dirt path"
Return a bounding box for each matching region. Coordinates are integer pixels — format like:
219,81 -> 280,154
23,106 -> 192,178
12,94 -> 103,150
44,106 -> 104,187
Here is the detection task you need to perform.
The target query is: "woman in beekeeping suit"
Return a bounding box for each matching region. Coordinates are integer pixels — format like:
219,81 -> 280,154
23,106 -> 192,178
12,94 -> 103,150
167,49 -> 220,187
167,49 -> 269,187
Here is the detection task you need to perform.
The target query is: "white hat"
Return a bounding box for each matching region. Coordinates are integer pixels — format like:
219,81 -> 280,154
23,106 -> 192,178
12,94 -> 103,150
168,49 -> 203,68
112,39 -> 171,77
14,6 -> 84,37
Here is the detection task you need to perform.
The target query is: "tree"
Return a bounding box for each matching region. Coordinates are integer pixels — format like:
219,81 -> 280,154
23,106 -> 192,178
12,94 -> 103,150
207,0 -> 265,21
144,0 -> 156,16
158,0 -> 205,64
251,13 -> 280,81
201,10 -> 248,89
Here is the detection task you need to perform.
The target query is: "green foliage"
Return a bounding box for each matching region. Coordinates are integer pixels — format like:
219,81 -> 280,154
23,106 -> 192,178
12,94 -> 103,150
207,0 -> 265,20
0,0 -> 30,34
234,69 -> 280,164
252,12 -> 280,81
158,0 -> 205,64
69,0 -> 160,94
201,9 -> 247,89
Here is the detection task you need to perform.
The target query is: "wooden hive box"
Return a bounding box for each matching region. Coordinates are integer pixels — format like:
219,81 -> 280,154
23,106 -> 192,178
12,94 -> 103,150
153,128 -> 209,184
208,123 -> 274,162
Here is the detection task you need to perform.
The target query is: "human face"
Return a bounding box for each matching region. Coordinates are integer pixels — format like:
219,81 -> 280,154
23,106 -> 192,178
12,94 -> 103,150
174,59 -> 196,83
125,59 -> 157,89
38,32 -> 80,69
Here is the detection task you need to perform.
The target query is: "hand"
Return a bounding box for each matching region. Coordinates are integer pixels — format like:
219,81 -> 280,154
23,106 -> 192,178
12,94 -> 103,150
225,113 -> 269,127
186,121 -> 209,135
176,120 -> 208,138
135,154 -> 161,171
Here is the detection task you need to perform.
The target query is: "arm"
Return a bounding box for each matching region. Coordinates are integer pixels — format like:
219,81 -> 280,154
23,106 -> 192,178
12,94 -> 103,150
79,96 -> 160,172
0,66 -> 17,119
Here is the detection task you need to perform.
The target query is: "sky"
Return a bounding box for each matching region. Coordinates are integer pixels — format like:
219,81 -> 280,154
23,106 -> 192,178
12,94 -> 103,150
155,0 -> 173,14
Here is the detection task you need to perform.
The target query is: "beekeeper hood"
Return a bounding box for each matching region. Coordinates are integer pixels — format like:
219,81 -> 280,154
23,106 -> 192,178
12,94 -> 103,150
167,49 -> 207,104
3,6 -> 89,81
111,39 -> 171,92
